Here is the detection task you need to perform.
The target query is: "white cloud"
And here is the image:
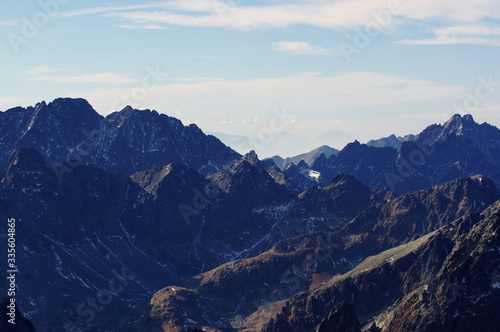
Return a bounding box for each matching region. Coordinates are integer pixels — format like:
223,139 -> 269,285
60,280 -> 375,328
220,120 -> 236,125
272,41 -> 336,55
397,25 -> 500,46
103,1 -> 386,30
102,0 -> 500,31
27,73 -> 136,84
399,36 -> 500,47
21,66 -> 61,75
49,1 -> 500,47
398,25 -> 500,46
115,24 -> 165,30
398,0 -> 500,24
438,25 -> 500,36
58,4 -> 171,19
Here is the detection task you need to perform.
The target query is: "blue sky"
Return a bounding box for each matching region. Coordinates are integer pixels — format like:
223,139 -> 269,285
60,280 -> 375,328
1,0 -> 500,157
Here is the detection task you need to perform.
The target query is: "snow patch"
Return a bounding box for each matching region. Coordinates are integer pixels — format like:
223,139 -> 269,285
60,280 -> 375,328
308,170 -> 321,181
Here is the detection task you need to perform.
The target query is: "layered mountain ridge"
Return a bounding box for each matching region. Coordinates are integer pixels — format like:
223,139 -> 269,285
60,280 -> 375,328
0,98 -> 499,332
142,176 -> 500,331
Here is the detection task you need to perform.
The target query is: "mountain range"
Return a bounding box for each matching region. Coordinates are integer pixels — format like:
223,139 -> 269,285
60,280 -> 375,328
281,114 -> 500,194
0,98 -> 240,177
0,98 -> 499,332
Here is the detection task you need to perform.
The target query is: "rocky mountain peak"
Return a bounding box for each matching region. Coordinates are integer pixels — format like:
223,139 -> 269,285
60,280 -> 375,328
121,105 -> 135,113
297,160 -> 308,169
336,140 -> 373,159
242,150 -> 260,165
46,97 -> 102,122
314,152 -> 328,165
442,113 -> 478,136
34,100 -> 47,111
188,123 -> 202,132
463,113 -> 474,122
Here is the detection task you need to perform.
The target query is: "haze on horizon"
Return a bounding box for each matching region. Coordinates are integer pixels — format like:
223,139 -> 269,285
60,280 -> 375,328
1,0 -> 500,157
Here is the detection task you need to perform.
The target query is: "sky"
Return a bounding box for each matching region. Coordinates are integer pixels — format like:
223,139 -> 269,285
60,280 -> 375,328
1,0 -> 500,157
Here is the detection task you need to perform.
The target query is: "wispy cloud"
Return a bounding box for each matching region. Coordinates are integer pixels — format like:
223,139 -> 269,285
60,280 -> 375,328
103,2 -> 381,30
21,66 -> 62,75
58,4 -> 171,19
397,25 -> 500,46
27,73 -> 136,84
102,0 -> 500,31
115,24 -> 165,30
37,1 -> 500,49
272,41 -> 336,55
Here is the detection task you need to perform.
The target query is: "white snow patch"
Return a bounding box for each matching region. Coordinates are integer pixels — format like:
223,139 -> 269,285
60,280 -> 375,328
308,170 -> 321,181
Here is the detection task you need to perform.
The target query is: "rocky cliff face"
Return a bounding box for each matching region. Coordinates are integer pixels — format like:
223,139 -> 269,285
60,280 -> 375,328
366,201 -> 500,332
259,202 -> 500,332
